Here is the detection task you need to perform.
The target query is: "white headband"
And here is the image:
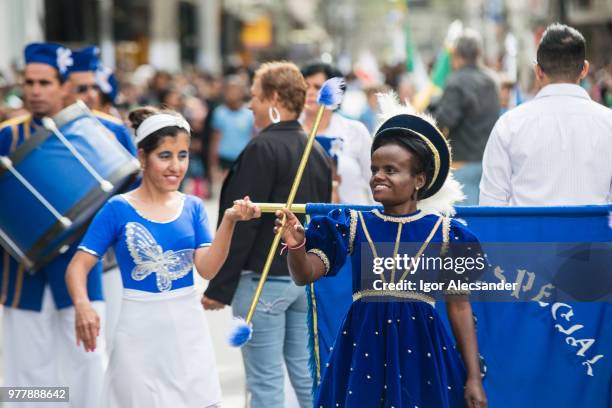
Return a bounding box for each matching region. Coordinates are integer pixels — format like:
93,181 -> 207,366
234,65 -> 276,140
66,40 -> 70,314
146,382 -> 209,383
135,113 -> 191,144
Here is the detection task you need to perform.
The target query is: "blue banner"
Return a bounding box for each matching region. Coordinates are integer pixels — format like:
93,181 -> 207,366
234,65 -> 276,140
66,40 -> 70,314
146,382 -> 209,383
305,204 -> 612,408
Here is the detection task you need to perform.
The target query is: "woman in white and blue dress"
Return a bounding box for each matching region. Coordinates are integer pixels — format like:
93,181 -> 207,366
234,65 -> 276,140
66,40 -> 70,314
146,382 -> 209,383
66,107 -> 261,407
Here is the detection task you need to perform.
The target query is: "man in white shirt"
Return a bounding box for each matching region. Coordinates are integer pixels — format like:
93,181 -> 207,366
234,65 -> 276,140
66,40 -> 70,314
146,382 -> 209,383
480,23 -> 612,206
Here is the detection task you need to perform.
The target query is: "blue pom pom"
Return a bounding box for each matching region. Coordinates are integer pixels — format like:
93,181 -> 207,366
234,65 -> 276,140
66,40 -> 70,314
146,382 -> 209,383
317,77 -> 346,109
228,317 -> 253,347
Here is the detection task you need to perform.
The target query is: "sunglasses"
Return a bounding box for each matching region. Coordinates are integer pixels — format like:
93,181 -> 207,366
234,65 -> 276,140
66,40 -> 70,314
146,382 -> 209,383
76,84 -> 100,94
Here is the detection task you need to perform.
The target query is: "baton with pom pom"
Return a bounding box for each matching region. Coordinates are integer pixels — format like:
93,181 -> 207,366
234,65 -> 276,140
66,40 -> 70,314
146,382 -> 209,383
228,77 -> 345,347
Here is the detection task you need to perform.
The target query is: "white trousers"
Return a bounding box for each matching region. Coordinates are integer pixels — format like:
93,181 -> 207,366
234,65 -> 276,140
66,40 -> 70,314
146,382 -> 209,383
102,267 -> 122,354
2,286 -> 106,408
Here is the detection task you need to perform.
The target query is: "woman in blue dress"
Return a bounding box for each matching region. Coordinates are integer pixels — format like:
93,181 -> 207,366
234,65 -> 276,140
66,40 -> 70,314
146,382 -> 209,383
275,100 -> 488,407
66,107 -> 261,407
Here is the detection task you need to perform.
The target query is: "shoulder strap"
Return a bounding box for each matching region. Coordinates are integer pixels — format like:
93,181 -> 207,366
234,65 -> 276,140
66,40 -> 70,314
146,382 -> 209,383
0,113 -> 31,129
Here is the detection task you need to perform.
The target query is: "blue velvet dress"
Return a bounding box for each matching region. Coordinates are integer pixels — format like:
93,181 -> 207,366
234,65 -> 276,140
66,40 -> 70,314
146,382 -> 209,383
305,208 -> 480,408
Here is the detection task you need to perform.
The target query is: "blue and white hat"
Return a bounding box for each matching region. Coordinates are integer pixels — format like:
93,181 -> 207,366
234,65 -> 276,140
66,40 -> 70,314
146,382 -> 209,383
69,46 -> 100,73
24,42 -> 73,79
95,65 -> 119,104
373,92 -> 464,216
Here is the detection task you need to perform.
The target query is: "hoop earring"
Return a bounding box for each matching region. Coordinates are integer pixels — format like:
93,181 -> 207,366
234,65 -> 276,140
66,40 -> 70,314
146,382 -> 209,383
268,106 -> 281,124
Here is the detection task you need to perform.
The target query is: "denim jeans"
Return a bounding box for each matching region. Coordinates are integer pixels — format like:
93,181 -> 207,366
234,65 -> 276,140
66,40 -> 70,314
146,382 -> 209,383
454,161 -> 483,206
232,272 -> 313,408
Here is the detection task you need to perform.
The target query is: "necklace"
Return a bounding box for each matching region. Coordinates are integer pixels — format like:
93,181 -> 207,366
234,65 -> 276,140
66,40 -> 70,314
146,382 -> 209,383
358,211 -> 443,285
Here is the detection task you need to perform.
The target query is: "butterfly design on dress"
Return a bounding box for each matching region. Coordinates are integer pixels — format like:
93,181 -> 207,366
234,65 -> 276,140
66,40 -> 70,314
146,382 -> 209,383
125,222 -> 194,292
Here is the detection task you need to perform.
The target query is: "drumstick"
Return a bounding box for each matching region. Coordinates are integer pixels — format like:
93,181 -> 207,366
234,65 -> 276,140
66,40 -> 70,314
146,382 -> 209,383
229,77 -> 345,347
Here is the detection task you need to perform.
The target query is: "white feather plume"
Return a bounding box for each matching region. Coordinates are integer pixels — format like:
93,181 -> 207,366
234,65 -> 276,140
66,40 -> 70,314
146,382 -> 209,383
374,91 -> 441,138
417,172 -> 465,217
374,91 -> 465,217
375,91 -> 415,120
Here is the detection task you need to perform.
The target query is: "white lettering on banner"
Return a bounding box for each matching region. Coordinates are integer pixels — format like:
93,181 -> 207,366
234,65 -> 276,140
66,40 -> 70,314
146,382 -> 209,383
540,300 -> 604,377
531,284 -> 554,302
494,266 -> 605,377
582,355 -> 604,377
551,303 -> 573,321
556,323 -> 583,336
493,266 -> 506,283
495,266 -> 553,302
511,269 -> 535,298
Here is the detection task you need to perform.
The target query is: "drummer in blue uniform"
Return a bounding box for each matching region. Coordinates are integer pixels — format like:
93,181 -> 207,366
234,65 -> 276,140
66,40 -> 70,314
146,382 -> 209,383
0,43 -> 106,407
66,46 -> 136,155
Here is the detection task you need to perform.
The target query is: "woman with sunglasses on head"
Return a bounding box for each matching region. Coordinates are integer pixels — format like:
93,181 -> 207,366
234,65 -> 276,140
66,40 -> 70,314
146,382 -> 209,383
66,106 -> 261,407
276,95 -> 488,407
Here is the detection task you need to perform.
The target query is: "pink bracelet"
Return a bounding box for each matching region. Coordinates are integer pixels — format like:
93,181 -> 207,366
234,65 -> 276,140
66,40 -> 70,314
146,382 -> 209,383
280,238 -> 306,255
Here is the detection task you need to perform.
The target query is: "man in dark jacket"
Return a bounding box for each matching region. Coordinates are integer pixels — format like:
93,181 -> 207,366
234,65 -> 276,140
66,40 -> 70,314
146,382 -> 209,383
434,29 -> 500,205
204,122 -> 331,304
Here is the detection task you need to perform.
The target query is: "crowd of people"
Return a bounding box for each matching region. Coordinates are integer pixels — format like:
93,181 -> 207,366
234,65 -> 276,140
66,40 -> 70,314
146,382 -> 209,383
2,25 -> 611,202
0,21 -> 610,408
0,28 -> 609,205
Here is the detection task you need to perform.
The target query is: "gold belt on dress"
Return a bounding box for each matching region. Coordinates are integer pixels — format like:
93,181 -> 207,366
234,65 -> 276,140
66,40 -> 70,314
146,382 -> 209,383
352,289 -> 435,307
